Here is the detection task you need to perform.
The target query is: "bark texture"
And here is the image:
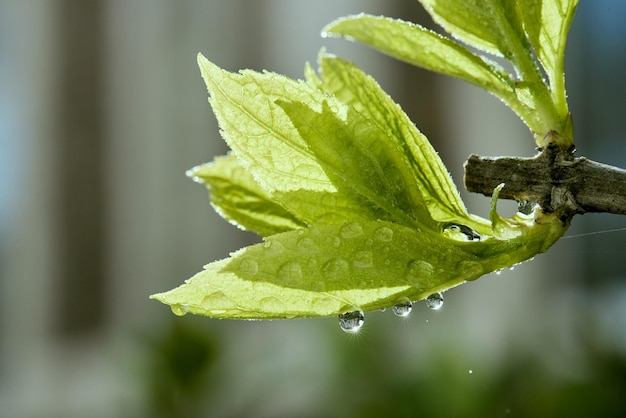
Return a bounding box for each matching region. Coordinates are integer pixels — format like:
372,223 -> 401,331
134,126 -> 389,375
464,143 -> 626,222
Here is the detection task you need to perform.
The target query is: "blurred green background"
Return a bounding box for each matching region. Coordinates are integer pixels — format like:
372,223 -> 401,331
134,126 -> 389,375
1,1 -> 625,417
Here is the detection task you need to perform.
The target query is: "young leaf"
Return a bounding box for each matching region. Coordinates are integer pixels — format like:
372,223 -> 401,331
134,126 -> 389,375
187,155 -> 305,236
152,196 -> 565,319
516,0 -> 579,117
197,54 -> 335,194
316,53 -> 473,227
277,99 -> 434,229
152,55 -> 569,320
324,0 -> 579,147
323,14 -> 516,105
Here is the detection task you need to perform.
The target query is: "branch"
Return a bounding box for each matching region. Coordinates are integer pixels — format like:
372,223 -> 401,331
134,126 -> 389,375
464,142 -> 626,222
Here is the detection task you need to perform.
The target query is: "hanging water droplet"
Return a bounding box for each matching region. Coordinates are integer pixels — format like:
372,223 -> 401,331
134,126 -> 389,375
443,224 -> 482,241
340,222 -> 363,239
425,292 -> 444,310
338,309 -> 364,333
494,269 -> 503,275
392,298 -> 412,317
517,200 -> 537,215
170,304 -> 188,316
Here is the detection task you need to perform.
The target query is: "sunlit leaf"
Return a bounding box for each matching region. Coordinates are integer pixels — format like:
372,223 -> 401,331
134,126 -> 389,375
517,0 -> 579,122
323,2 -> 577,146
187,155 -> 305,236
197,54 -> 334,193
317,53 -> 472,227
322,14 -> 516,106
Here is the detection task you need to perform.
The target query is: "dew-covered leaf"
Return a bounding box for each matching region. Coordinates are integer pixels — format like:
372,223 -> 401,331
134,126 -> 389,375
187,155 -> 305,236
317,53 -> 470,226
420,0 -> 511,57
197,54 -> 334,193
322,14 -> 515,104
152,214 -> 565,319
278,99 -> 433,229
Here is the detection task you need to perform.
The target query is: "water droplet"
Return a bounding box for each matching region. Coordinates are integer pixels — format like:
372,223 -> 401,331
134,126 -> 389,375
353,250 -> 373,268
517,200 -> 537,215
296,237 -> 316,252
494,269 -> 503,275
443,224 -> 482,241
392,298 -> 412,317
322,258 -> 350,280
311,281 -> 326,292
425,292 -> 444,310
170,304 -> 188,316
239,258 -> 258,275
406,260 -> 434,288
278,262 -> 303,286
468,369 -> 473,374
340,222 -> 363,239
374,226 -> 394,242
338,309 -> 364,333
457,261 -> 483,280
263,240 -> 285,255
260,296 -> 285,312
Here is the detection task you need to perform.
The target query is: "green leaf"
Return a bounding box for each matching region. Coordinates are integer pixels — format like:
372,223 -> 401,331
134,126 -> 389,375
152,210 -> 565,319
153,54 -> 570,320
197,54 -> 334,194
322,14 -> 516,107
317,53 -> 472,226
517,0 -> 579,124
278,99 -> 433,229
420,0 -> 512,57
323,2 -> 578,146
187,155 -> 306,236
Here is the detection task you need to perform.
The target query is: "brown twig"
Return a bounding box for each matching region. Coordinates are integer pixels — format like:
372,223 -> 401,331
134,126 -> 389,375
464,142 -> 626,223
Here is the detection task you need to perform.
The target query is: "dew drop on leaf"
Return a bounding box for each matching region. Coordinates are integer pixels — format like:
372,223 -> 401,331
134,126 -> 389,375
170,304 -> 188,317
443,224 -> 482,241
425,292 -> 444,310
340,222 -> 364,239
338,309 -> 364,333
260,296 -> 285,312
263,240 -> 285,255
406,260 -> 434,287
392,298 -> 413,317
296,237 -> 316,252
239,258 -> 259,275
322,258 -> 350,281
374,226 -> 394,242
353,250 -> 374,268
278,262 -> 304,286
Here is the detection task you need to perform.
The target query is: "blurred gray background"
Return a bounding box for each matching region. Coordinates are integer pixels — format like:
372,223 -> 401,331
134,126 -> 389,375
1,1 -> 625,417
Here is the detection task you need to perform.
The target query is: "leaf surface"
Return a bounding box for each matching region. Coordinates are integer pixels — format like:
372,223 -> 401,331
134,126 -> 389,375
317,53 -> 471,226
187,155 -> 305,236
